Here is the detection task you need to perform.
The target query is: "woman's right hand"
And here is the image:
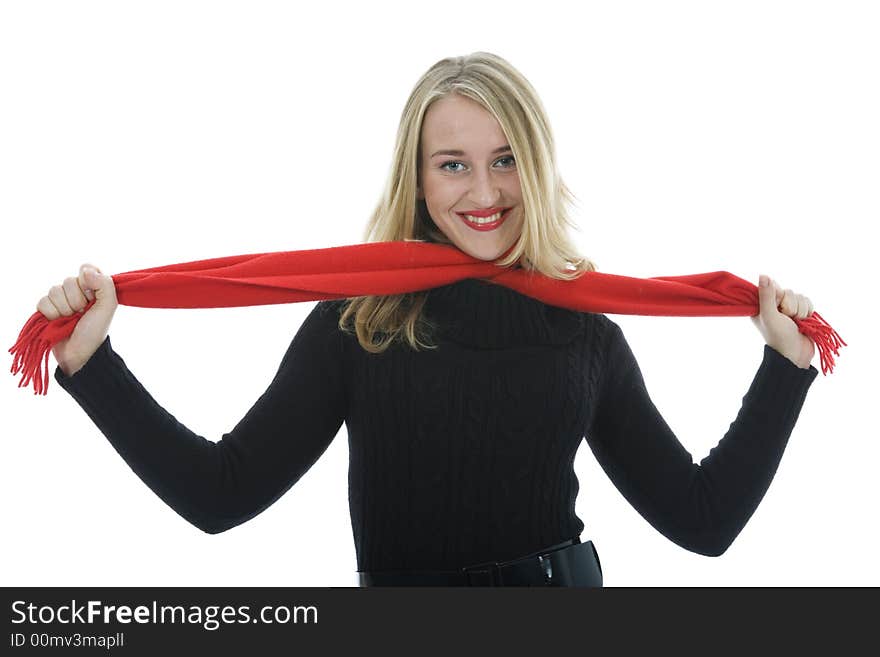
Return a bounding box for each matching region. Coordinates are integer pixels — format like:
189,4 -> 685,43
37,263 -> 119,377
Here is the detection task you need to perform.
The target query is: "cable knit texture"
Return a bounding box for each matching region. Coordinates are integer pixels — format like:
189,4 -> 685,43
54,277 -> 818,571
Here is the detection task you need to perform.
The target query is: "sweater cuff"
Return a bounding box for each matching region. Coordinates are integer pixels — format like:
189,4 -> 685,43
53,335 -> 122,397
747,344 -> 819,410
52,335 -> 169,446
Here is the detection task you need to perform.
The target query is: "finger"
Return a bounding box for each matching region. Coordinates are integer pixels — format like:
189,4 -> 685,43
796,296 -> 813,319
770,278 -> 785,308
48,285 -> 74,316
795,295 -> 809,320
79,262 -> 102,276
36,296 -> 61,321
78,264 -> 98,301
63,276 -> 89,313
758,274 -> 779,316
778,288 -> 797,316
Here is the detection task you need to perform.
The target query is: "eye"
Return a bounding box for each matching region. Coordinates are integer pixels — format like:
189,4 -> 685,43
439,156 -> 516,173
440,160 -> 466,172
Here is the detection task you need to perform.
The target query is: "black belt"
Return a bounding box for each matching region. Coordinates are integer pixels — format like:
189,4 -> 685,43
358,536 -> 603,587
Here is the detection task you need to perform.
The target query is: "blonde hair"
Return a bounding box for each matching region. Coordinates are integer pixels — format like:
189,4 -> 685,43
338,51 -> 597,353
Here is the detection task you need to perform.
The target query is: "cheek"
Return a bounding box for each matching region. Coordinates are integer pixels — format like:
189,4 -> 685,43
507,179 -> 523,201
426,194 -> 460,220
507,209 -> 525,235
424,171 -> 462,197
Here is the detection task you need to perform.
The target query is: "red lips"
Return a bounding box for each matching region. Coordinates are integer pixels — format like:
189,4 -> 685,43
456,207 -> 512,231
456,207 -> 509,218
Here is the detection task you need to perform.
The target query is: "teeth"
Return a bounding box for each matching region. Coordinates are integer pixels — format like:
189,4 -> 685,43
463,211 -> 504,224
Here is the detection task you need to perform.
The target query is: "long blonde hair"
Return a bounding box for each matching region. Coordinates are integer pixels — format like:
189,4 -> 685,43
338,51 -> 597,353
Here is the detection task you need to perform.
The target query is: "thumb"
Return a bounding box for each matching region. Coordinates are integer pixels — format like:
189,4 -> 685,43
81,265 -> 114,304
758,274 -> 780,316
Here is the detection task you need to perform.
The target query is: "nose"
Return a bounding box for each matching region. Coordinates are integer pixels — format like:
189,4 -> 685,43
468,168 -> 503,208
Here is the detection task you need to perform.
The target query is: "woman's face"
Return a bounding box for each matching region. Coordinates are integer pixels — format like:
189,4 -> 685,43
417,94 -> 524,261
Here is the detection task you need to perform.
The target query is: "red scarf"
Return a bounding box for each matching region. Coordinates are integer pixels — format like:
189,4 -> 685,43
10,241 -> 845,395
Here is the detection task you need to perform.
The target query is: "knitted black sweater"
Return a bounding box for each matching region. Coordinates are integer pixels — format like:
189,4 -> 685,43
54,277 -> 818,571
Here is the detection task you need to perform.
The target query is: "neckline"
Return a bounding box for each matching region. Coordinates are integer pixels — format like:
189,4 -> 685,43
423,278 -> 584,349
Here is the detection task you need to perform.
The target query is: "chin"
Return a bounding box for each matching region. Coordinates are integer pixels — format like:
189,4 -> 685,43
454,239 -> 513,262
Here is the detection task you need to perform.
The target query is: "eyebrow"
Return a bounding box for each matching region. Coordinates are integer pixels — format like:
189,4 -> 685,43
430,144 -> 512,158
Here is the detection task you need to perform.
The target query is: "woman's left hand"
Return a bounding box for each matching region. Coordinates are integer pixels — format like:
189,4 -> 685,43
750,274 -> 816,369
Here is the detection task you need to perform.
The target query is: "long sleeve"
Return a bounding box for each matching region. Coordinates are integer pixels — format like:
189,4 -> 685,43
585,319 -> 818,556
53,300 -> 347,534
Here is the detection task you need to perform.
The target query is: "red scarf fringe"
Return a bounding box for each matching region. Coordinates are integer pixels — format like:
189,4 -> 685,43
9,242 -> 846,395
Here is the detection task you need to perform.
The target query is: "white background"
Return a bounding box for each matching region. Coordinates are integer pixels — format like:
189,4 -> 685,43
1,0 -> 876,587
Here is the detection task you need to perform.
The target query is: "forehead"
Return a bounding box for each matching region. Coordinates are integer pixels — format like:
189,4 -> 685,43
421,94 -> 506,148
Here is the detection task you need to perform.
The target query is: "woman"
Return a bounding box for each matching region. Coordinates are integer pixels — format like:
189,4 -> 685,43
37,52 -> 819,587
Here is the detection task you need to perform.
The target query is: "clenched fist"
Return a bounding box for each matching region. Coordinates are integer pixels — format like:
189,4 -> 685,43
750,274 -> 815,369
36,263 -> 118,376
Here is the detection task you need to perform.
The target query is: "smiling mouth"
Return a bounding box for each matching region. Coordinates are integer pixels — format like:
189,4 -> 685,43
456,208 -> 512,231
